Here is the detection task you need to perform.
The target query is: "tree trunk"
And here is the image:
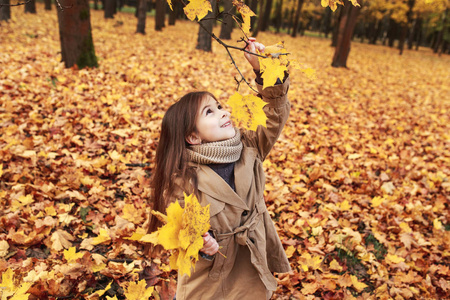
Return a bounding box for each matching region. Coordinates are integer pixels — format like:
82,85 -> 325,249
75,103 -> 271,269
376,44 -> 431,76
434,8 -> 448,54
252,0 -> 264,37
155,0 -> 166,31
1,0 -> 11,21
104,0 -> 115,18
291,0 -> 303,37
250,0 -> 258,29
134,0 -> 139,17
399,0 -> 415,55
369,19 -> 381,44
408,17 -> 418,49
321,7 -> 332,38
414,18 -> 423,50
196,0 -> 216,51
219,0 -> 234,39
25,0 -> 36,13
331,0 -> 361,68
57,0 -> 98,69
136,0 -> 147,34
168,0 -> 180,25
287,6 -> 294,34
260,0 -> 272,32
331,6 -> 343,47
274,0 -> 283,33
387,18 -> 398,47
398,25 -> 407,55
44,0 -> 51,10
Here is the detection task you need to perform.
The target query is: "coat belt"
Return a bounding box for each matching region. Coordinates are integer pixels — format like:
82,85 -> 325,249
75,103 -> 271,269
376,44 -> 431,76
210,204 -> 278,291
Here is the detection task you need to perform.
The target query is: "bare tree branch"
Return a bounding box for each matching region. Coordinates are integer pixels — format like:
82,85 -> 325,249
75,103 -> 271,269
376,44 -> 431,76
178,0 -> 265,93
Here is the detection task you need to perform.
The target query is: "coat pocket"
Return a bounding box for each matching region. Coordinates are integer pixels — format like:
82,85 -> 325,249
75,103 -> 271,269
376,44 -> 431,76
208,233 -> 232,280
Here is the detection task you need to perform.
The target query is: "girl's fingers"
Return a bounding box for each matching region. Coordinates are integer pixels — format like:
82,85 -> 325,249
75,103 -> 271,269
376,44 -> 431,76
201,233 -> 219,255
254,42 -> 265,53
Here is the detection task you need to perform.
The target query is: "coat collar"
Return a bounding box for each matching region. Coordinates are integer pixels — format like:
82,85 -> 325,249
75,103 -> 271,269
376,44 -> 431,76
189,146 -> 258,211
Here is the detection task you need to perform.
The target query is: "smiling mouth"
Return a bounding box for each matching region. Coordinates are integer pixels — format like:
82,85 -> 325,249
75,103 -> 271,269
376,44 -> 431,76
221,121 -> 231,128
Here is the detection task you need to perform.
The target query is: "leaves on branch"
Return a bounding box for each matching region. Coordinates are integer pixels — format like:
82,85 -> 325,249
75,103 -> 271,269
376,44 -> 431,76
227,92 -> 268,131
141,193 -> 210,277
232,0 -> 256,35
259,58 -> 288,90
183,0 -> 213,21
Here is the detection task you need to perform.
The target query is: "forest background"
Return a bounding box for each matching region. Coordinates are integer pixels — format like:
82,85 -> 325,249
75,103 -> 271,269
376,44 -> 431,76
0,0 -> 449,299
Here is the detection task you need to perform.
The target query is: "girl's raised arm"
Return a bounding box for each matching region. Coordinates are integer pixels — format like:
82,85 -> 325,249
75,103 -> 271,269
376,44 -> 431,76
244,37 -> 265,72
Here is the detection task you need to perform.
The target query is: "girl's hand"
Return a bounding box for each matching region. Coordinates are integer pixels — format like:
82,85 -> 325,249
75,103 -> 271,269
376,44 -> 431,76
200,232 -> 219,256
244,37 -> 265,72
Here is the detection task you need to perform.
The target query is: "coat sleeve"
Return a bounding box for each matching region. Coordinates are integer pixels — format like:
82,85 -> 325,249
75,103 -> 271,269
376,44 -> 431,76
241,76 -> 290,161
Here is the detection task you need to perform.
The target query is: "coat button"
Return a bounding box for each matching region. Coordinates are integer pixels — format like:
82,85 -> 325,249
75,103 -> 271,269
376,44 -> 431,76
242,210 -> 248,216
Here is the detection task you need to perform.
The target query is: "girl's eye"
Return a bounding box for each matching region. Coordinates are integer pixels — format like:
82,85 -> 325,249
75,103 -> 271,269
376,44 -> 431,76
218,104 -> 222,109
206,109 -> 213,115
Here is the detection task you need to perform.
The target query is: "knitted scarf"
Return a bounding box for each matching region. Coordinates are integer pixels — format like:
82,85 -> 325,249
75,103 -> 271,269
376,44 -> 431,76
186,129 -> 243,164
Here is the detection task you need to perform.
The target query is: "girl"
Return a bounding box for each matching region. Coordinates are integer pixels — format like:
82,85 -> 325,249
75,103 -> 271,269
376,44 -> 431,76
148,39 -> 291,299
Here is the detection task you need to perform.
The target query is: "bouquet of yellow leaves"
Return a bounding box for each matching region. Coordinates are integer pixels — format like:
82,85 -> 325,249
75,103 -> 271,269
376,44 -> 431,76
142,193 -> 210,277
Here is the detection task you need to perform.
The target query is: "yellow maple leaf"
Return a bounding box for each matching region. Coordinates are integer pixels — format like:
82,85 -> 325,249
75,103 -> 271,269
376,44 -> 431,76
399,222 -> 412,233
183,0 -> 212,21
10,194 -> 34,212
259,58 -> 288,90
299,252 -> 322,272
63,247 -> 84,262
433,218 -> 443,230
139,231 -> 159,244
179,193 -> 210,259
339,200 -> 351,211
386,254 -> 405,264
147,193 -> 210,277
350,275 -> 367,292
321,0 -> 342,11
329,259 -> 343,271
122,203 -> 144,224
123,279 -> 154,300
125,227 -> 147,241
371,196 -> 384,207
348,0 -> 360,7
0,268 -> 32,300
91,228 -> 111,245
157,200 -> 185,250
0,163 -> 3,177
232,0 -> 256,35
227,92 -> 267,131
264,41 -> 288,58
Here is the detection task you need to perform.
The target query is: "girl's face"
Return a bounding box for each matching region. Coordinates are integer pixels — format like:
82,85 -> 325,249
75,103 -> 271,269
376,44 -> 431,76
187,95 -> 235,144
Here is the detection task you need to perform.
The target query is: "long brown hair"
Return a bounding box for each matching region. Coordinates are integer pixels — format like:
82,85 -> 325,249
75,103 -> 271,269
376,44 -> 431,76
148,91 -> 216,236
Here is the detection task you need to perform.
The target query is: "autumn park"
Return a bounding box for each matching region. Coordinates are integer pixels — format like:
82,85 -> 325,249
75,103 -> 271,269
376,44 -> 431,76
0,0 -> 449,298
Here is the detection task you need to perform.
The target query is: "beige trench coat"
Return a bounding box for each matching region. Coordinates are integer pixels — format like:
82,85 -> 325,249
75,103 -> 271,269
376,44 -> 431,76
175,78 -> 291,300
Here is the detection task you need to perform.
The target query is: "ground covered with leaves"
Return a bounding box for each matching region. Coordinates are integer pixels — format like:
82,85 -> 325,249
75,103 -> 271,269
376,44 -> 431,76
1,4 -> 449,300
